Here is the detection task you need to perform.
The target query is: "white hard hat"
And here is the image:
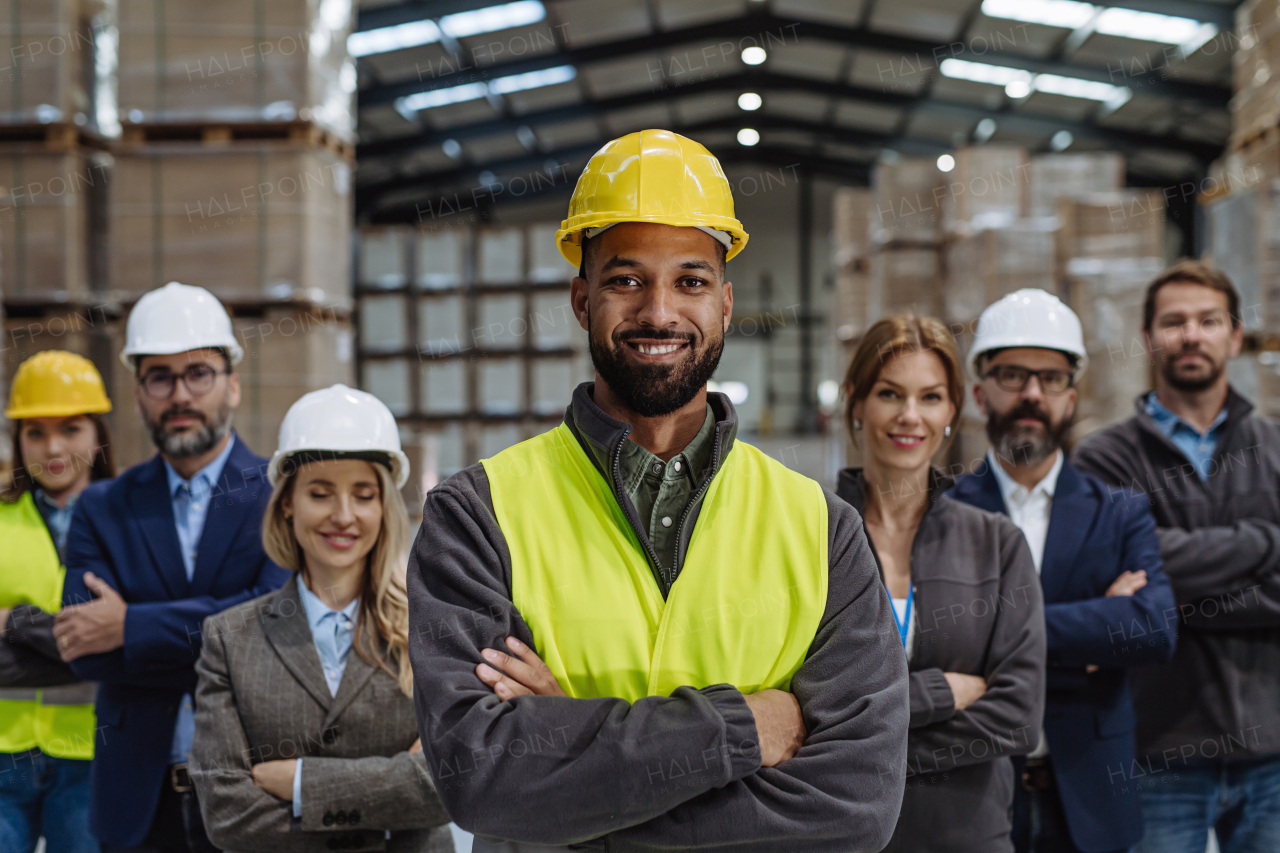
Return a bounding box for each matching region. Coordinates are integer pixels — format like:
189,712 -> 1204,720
968,288 -> 1088,381
268,384 -> 410,488
120,282 -> 245,368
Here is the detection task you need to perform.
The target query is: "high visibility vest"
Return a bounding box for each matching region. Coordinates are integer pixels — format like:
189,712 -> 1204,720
0,492 -> 95,759
482,423 -> 828,702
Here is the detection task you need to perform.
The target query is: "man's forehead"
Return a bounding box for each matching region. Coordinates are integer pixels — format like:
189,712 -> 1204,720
988,347 -> 1071,368
138,349 -> 224,370
1154,281 -> 1229,315
596,222 -> 721,257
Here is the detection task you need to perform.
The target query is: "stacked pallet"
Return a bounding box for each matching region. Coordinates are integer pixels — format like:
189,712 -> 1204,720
0,0 -> 359,472
355,223 -> 588,503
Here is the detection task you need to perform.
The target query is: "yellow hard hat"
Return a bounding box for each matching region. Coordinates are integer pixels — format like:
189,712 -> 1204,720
556,129 -> 749,267
5,350 -> 112,420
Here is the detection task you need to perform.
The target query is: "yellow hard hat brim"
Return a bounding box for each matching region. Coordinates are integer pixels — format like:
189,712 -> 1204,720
555,129 -> 749,268
5,399 -> 112,420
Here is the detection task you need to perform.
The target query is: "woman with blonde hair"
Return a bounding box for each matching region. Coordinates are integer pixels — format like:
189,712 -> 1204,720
190,385 -> 453,852
834,315 -> 1045,853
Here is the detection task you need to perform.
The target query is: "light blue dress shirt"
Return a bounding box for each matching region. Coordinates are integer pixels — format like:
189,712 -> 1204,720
163,436 -> 236,766
291,576 -> 360,817
33,489 -> 79,555
1144,392 -> 1228,482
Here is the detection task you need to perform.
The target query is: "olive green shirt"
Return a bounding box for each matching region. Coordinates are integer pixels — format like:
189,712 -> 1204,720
578,405 -> 717,574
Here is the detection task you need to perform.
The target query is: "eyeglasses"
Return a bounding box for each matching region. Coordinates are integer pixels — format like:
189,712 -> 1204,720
140,364 -> 227,400
984,364 -> 1073,395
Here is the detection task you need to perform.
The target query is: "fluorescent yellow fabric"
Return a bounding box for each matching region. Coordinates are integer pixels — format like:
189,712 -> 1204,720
555,129 -> 749,266
483,423 -> 827,702
0,493 -> 95,759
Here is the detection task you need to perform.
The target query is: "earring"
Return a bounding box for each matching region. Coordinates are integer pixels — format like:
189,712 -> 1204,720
284,514 -> 293,522
944,425 -> 952,438
853,418 -> 863,431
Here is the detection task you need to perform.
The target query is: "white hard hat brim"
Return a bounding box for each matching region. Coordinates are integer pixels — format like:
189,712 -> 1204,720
120,340 -> 246,369
267,447 -> 410,489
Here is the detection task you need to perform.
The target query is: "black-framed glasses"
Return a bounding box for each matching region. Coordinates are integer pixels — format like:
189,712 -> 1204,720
140,364 -> 227,400
984,364 -> 1073,395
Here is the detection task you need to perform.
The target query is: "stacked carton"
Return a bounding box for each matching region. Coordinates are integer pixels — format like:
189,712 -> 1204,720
867,157 -> 946,319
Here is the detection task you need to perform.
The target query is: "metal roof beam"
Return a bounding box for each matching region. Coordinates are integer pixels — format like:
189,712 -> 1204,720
356,10 -> 1227,109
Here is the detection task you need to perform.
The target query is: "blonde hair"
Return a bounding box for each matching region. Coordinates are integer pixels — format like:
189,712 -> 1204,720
263,458 -> 413,696
844,314 -> 965,448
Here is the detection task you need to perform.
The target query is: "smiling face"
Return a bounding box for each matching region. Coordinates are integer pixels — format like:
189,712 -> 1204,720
571,222 -> 732,418
19,415 -> 100,500
281,459 -> 384,584
1145,281 -> 1242,393
852,349 -> 957,475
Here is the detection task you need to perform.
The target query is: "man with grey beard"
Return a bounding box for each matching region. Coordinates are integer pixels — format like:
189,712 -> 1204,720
949,289 -> 1175,853
56,282 -> 288,853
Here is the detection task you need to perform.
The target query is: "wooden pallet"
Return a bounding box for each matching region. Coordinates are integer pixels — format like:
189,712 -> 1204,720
117,120 -> 355,160
0,123 -> 110,151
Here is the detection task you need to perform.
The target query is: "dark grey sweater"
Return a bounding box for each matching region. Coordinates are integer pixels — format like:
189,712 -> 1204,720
836,469 -> 1046,853
405,384 -> 910,851
1074,388 -> 1280,761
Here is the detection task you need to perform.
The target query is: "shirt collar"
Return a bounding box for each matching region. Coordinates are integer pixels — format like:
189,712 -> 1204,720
33,489 -> 78,516
163,434 -> 236,497
1144,391 -> 1228,439
297,575 -> 360,630
987,448 -> 1064,503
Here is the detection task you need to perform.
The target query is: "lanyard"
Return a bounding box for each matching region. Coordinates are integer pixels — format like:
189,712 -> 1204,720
892,586 -> 914,650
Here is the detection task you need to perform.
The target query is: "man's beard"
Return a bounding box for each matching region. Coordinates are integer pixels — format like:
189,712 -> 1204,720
588,316 -> 724,418
986,399 -> 1072,467
142,395 -> 233,458
1161,344 -> 1225,393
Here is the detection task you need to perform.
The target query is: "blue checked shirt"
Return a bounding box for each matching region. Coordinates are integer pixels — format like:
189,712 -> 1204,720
163,436 -> 236,766
291,576 -> 360,817
1144,392 -> 1228,481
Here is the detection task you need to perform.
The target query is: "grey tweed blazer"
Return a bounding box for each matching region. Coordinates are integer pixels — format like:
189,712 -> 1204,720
190,576 -> 454,853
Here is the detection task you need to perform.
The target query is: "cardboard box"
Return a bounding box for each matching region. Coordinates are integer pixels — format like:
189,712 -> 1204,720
944,145 -> 1030,234
833,187 -> 873,270
944,222 -> 1056,323
871,158 -> 945,245
1028,153 -> 1125,217
0,0 -> 96,125
0,146 -> 106,298
116,0 -> 355,139
1056,192 -> 1166,291
870,247 -> 943,319
109,141 -> 352,305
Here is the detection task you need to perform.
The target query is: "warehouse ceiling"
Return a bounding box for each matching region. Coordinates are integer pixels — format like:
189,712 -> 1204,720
352,0 -> 1241,222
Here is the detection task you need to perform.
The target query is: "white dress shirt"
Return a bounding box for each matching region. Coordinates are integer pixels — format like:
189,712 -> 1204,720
986,449 -> 1063,575
987,448 -> 1063,758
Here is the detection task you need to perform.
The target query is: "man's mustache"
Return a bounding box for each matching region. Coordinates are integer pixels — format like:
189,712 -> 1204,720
160,407 -> 206,426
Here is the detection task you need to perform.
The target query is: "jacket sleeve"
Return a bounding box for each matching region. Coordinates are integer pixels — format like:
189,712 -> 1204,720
1042,493 -> 1177,670
908,668 -> 957,728
905,523 -> 1045,774
407,471 -> 909,852
190,614 -> 315,853
62,498 -> 289,684
298,754 -> 452,832
605,493 -> 910,853
1074,437 -> 1280,629
1073,440 -> 1280,602
407,468 -> 762,847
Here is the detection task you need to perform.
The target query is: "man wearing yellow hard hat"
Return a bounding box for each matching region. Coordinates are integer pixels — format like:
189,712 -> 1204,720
0,351 -> 115,853
407,129 -> 909,851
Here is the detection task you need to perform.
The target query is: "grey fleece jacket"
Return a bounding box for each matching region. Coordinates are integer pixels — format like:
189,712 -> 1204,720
405,384 -> 910,852
1074,389 -> 1280,761
836,469 -> 1045,853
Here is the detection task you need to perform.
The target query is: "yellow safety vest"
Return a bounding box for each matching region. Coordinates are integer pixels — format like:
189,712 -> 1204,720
483,422 -> 828,702
0,492 -> 95,759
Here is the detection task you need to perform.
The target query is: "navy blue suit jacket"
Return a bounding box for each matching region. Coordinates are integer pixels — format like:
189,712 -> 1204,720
63,434 -> 290,847
950,458 -> 1177,853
